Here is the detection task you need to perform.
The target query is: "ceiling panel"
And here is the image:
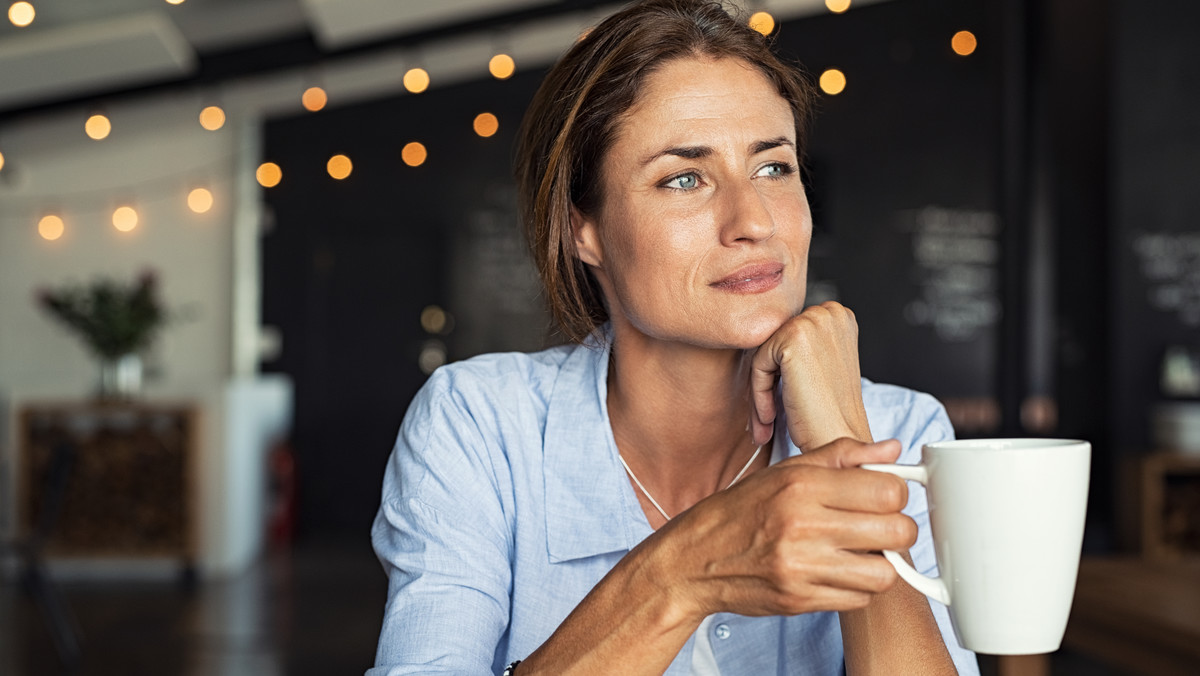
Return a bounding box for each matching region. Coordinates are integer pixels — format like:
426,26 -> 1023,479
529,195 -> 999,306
300,0 -> 555,49
0,11 -> 195,111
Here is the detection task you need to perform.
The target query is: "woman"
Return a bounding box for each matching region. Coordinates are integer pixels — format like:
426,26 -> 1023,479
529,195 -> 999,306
371,1 -> 978,674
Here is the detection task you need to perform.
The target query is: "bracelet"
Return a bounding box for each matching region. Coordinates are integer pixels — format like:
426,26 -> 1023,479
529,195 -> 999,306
502,660 -> 521,675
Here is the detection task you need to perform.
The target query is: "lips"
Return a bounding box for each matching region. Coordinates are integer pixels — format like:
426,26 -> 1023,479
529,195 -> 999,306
710,262 -> 785,294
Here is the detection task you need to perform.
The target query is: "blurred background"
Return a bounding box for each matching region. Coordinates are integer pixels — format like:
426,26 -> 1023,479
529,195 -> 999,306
0,0 -> 1197,674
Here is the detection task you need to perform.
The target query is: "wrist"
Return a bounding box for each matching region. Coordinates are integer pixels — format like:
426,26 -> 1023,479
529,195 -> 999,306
643,513 -> 726,628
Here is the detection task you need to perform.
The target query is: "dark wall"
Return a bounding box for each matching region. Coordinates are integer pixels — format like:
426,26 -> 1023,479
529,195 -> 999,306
1110,0 -> 1200,450
774,0 -> 1000,400
261,71 -> 548,536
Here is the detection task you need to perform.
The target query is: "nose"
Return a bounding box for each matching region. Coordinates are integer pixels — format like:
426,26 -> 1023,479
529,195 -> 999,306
718,178 -> 775,246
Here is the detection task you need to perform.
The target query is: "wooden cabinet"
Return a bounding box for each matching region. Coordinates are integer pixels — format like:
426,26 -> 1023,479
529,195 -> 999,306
1141,452 -> 1200,560
18,401 -> 197,563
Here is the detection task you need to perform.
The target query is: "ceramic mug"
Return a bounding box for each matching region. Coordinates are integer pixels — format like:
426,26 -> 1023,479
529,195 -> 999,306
863,438 -> 1091,655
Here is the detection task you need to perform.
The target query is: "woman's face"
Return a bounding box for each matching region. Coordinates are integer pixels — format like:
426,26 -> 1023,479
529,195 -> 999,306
574,56 -> 812,351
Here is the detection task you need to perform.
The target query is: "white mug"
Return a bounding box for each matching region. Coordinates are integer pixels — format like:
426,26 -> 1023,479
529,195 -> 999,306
863,438 -> 1091,655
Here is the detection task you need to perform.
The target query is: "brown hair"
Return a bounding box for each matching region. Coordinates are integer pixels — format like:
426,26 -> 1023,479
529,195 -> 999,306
515,0 -> 816,343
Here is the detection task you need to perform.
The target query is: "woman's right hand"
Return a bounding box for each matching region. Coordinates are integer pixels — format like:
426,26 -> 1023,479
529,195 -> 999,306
520,437 -> 918,676
654,436 -> 917,622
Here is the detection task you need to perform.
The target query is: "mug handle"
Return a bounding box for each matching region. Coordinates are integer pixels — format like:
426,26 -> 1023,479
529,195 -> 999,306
860,463 -> 952,606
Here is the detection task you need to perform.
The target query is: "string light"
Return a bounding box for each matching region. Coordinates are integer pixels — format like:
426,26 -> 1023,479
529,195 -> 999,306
403,68 -> 430,94
256,162 -> 282,188
473,113 -> 499,138
85,114 -> 112,140
302,86 -> 328,112
401,142 -> 427,167
489,54 -> 515,80
0,150 -> 5,172
187,187 -> 214,213
819,69 -> 847,95
199,105 -> 226,131
826,0 -> 851,13
112,205 -> 139,232
8,2 -> 34,27
421,305 -> 448,333
748,11 -> 775,36
952,30 -> 978,56
38,215 -> 64,241
165,0 -> 186,5
327,154 -> 352,180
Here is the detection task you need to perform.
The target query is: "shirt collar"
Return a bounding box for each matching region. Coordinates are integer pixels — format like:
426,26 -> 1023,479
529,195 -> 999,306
543,325 -> 653,563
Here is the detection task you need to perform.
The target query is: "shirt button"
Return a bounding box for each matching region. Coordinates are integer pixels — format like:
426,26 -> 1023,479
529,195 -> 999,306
714,623 -> 731,640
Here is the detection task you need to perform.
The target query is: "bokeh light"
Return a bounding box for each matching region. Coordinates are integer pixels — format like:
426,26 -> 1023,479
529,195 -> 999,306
256,162 -> 282,188
748,11 -> 775,36
327,154 -> 353,180
188,187 -> 213,213
473,112 -> 499,138
421,305 -> 447,334
489,54 -> 515,80
401,142 -> 427,167
952,30 -> 978,56
403,68 -> 430,94
826,0 -> 852,13
112,206 -> 139,232
38,215 -> 64,241
165,0 -> 186,5
199,105 -> 225,131
8,2 -> 34,27
85,114 -> 112,140
418,340 -> 447,374
302,86 -> 327,112
819,69 -> 847,95
0,150 -> 5,172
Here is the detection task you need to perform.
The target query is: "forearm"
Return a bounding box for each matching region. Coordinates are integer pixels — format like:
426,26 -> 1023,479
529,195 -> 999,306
518,540 -> 699,675
838,552 -> 956,675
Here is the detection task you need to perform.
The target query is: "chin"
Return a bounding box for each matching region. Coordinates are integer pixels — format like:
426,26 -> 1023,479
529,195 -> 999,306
696,308 -> 797,351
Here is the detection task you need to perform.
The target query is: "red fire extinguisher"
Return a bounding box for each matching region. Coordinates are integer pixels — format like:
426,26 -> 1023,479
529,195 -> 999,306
267,439 -> 297,547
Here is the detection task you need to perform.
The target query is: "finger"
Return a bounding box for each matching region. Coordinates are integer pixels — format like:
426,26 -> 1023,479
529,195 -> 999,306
777,464 -> 909,513
828,512 -> 919,553
748,339 -> 783,445
815,550 -> 901,595
792,438 -> 902,469
778,586 -> 875,615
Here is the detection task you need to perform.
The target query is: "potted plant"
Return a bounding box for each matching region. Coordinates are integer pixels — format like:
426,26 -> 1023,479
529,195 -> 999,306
36,270 -> 167,398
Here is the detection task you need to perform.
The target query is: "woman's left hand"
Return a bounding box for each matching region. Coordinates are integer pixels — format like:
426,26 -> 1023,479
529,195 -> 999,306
749,301 -> 872,450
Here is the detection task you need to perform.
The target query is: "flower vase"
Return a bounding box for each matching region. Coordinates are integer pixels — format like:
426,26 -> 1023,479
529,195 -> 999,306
98,353 -> 143,400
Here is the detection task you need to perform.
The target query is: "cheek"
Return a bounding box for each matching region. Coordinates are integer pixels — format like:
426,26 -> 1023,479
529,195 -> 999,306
603,199 -> 705,281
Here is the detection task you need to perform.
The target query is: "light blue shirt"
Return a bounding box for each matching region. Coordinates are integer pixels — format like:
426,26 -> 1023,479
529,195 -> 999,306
370,331 -> 979,675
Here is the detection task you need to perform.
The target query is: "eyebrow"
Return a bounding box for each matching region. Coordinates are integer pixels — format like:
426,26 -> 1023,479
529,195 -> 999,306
640,137 -> 795,166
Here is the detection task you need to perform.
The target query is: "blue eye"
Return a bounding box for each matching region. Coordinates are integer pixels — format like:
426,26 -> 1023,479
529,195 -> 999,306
663,173 -> 699,190
757,162 -> 794,178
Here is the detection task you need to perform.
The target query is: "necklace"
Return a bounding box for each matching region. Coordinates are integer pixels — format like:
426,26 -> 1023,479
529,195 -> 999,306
619,444 -> 764,522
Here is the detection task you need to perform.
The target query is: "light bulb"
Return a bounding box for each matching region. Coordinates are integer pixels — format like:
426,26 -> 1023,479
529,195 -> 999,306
403,68 -> 430,94
85,114 -> 112,140
402,142 -> 427,167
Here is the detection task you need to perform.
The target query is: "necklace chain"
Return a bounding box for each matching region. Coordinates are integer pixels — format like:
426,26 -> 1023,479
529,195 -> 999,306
619,444 -> 764,522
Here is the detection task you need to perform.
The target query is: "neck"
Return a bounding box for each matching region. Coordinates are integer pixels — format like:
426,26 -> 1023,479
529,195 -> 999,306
605,321 -> 767,521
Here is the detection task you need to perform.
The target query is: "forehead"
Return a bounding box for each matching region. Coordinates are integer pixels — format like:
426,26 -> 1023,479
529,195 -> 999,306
614,56 -> 794,145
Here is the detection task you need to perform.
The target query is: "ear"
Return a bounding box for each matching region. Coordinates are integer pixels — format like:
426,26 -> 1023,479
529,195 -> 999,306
570,204 -> 603,268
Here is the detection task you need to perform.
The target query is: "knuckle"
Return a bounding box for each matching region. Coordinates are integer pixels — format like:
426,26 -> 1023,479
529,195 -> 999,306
868,558 -> 899,592
874,476 -> 908,511
883,515 -> 919,548
899,516 -> 919,547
